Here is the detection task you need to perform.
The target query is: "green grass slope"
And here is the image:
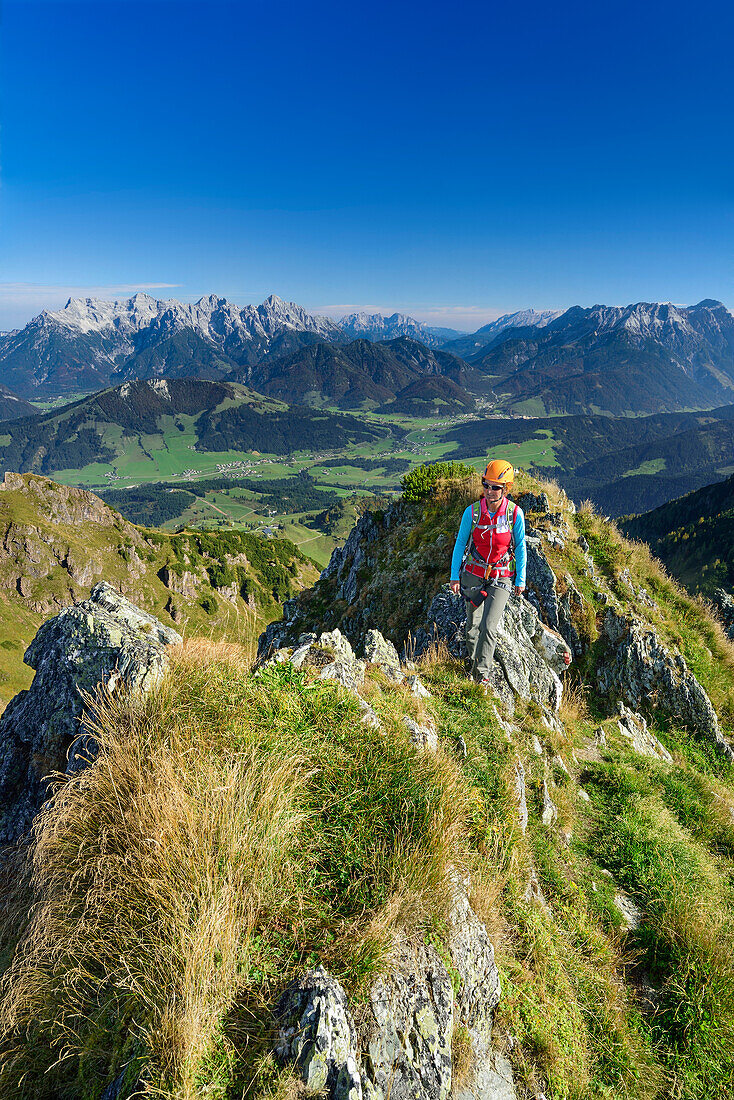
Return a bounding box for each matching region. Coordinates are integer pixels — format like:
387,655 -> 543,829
619,472 -> 734,597
0,472 -> 317,708
1,471 -> 734,1099
0,379 -> 392,483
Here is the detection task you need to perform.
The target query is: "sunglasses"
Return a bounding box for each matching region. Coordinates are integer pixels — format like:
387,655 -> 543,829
482,481 -> 504,491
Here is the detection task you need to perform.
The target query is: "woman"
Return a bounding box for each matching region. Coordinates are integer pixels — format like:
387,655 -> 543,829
449,459 -> 526,688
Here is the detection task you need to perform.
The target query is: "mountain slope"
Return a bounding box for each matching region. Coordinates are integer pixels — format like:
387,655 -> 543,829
476,301 -> 734,415
376,375 -> 476,416
2,468 -> 734,1098
0,378 -> 392,477
443,308 -> 561,358
0,384 -> 37,421
0,471 -> 316,705
243,336 -> 473,409
440,402 -> 734,515
620,472 -> 734,597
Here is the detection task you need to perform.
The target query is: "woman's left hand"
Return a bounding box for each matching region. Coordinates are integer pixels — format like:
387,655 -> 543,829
514,584 -> 525,597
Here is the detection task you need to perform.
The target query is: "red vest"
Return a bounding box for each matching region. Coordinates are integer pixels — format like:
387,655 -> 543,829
466,496 -> 515,580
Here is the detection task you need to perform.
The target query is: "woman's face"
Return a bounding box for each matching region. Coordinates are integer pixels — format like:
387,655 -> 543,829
482,478 -> 505,508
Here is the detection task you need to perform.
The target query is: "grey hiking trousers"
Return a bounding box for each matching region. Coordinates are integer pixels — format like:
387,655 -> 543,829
461,568 -> 511,681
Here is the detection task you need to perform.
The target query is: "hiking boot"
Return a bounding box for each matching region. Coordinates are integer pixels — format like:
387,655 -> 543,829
478,677 -> 491,695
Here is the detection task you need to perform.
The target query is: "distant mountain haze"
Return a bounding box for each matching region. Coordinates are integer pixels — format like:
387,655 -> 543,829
338,311 -> 463,347
443,309 -> 561,359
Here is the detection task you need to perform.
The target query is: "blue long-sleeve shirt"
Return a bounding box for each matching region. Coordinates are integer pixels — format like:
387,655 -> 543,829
450,501 -> 526,586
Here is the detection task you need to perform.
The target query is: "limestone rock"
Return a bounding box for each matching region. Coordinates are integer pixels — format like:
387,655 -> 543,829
159,565 -> 201,599
365,940 -> 454,1100
518,491 -> 550,514
513,758 -> 528,834
406,674 -> 431,698
616,703 -> 672,763
275,967 -> 362,1099
275,887 -> 513,1100
403,716 -> 438,751
0,582 -> 181,845
495,599 -> 566,713
614,892 -> 644,931
364,629 -> 403,679
598,609 -> 733,761
541,778 -> 558,827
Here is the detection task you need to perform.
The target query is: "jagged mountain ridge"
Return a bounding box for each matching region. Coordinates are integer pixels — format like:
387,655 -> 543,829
6,293 -> 734,416
443,308 -> 561,358
0,293 -> 345,397
338,311 -> 463,346
474,300 -> 734,415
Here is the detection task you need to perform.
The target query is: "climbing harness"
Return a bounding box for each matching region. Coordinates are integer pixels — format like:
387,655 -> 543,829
460,495 -> 517,606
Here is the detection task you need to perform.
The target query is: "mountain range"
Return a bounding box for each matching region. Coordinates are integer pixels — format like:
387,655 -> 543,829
337,311 -> 462,346
441,402 -> 734,516
466,300 -> 734,416
0,293 -> 343,397
3,293 -> 734,418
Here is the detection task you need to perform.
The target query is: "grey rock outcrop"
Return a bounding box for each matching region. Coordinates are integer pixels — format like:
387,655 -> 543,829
540,778 -> 558,827
365,628 -> 403,680
0,582 -> 181,845
616,703 -> 672,763
410,586 -> 569,713
513,758 -> 528,834
275,886 -> 513,1100
403,716 -> 438,751
598,609 -> 733,761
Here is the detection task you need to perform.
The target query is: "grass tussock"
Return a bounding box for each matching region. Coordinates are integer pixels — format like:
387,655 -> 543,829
0,642 -> 478,1099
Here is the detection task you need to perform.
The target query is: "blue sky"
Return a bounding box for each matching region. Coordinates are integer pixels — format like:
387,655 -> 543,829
1,0 -> 733,330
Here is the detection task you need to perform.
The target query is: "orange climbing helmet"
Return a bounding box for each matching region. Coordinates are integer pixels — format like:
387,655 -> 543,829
484,458 -> 514,488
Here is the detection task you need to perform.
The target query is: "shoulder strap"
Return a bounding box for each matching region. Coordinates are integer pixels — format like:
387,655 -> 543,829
460,502 -> 482,571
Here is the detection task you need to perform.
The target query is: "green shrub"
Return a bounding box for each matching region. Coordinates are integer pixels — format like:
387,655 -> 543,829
401,462 -> 477,503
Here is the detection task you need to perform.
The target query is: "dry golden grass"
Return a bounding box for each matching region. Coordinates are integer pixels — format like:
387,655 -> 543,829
434,473 -> 482,510
558,674 -> 591,728
0,644 -> 481,1098
0,677 -> 309,1098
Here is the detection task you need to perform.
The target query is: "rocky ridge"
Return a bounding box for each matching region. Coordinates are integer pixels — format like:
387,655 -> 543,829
0,583 -> 181,845
259,481 -> 734,765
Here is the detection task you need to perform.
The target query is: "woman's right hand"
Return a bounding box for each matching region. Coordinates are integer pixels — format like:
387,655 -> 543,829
450,580 -> 461,595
